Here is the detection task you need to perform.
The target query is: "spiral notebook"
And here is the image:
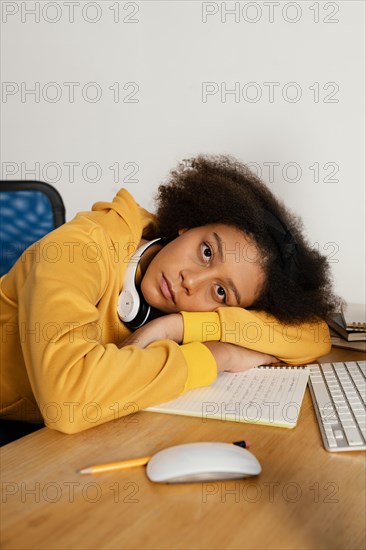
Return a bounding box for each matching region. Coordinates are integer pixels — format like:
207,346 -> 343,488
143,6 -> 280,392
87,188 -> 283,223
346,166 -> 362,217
145,366 -> 309,429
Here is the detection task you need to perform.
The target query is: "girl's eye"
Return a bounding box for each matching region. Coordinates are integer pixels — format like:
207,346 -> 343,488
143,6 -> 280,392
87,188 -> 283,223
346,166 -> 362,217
215,285 -> 227,303
201,242 -> 212,262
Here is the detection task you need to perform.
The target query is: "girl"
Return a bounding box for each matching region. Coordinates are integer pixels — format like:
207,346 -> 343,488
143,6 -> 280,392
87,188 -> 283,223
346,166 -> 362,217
0,154 -> 337,434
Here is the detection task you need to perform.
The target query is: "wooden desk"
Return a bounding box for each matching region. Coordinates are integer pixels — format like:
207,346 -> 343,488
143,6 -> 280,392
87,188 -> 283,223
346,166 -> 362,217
1,349 -> 365,550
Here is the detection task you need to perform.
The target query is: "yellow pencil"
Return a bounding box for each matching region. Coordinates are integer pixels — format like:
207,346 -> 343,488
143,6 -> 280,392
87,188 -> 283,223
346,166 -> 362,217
79,455 -> 151,475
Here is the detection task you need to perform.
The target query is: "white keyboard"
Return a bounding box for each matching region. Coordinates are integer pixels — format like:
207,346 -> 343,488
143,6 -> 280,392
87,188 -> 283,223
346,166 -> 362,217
308,361 -> 366,451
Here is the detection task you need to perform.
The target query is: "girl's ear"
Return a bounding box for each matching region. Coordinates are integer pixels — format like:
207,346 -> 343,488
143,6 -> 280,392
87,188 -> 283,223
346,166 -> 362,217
178,228 -> 188,236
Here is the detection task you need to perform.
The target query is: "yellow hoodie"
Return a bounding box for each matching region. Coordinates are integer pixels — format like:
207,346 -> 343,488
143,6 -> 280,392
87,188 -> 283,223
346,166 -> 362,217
0,189 -> 330,433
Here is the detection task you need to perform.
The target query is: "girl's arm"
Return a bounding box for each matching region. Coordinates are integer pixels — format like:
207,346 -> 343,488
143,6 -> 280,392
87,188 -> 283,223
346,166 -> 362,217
120,314 -> 278,372
127,308 -> 331,365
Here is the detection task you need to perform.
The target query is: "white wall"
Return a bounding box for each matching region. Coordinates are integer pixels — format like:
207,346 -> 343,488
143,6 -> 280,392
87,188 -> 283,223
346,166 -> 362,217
1,0 -> 365,303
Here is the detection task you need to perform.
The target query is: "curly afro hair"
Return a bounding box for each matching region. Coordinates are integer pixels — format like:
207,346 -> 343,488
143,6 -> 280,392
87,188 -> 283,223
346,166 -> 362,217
151,153 -> 340,324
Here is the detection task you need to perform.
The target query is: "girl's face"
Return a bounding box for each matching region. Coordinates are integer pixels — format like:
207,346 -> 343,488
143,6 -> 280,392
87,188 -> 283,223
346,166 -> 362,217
140,223 -> 265,313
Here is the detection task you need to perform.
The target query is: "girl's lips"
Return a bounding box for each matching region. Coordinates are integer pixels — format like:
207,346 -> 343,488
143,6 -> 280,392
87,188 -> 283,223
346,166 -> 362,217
160,275 -> 175,303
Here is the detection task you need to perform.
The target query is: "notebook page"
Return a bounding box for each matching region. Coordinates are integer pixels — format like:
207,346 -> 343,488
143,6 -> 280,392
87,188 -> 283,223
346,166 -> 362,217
145,366 -> 309,429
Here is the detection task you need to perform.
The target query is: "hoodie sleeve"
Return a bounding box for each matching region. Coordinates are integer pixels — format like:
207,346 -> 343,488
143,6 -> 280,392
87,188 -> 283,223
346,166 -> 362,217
180,308 -> 331,365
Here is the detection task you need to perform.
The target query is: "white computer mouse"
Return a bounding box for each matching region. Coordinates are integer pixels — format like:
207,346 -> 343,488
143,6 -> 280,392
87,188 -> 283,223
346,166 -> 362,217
146,442 -> 262,483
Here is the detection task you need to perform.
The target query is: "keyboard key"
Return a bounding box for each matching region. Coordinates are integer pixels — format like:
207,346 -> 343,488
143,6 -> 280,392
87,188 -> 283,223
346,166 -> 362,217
326,437 -> 338,448
310,382 -> 332,406
347,403 -> 361,413
343,426 -> 364,446
337,405 -> 350,412
344,390 -> 357,398
342,420 -> 357,428
339,412 -> 353,421
323,418 -> 338,426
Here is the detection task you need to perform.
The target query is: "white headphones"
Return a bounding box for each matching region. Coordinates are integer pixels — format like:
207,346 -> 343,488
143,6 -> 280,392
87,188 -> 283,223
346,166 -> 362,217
117,238 -> 162,330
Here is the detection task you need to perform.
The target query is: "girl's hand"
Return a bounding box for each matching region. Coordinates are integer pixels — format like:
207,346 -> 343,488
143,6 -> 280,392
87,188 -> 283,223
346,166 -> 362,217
119,313 -> 183,349
203,341 -> 278,373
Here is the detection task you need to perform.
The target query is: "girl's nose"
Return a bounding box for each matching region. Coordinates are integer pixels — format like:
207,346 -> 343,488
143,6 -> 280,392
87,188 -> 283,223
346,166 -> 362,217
180,269 -> 208,295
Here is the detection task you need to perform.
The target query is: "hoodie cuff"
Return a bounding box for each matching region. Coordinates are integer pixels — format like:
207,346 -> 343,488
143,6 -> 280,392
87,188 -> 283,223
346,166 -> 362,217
180,342 -> 218,391
181,311 -> 221,344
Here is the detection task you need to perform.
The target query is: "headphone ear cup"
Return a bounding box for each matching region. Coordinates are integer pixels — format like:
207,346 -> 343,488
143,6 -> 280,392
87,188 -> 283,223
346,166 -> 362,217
125,288 -> 165,330
125,291 -> 151,330
118,237 -> 163,329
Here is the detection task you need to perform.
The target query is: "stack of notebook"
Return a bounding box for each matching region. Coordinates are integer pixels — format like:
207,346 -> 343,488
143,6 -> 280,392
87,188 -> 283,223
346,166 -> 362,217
328,303 -> 366,352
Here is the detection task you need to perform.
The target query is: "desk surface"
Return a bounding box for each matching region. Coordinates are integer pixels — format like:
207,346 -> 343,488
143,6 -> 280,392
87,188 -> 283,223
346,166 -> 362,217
1,349 -> 365,550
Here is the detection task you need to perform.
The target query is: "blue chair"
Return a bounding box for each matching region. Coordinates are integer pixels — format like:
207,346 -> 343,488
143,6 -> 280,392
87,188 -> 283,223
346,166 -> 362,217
0,180 -> 65,445
0,180 -> 65,277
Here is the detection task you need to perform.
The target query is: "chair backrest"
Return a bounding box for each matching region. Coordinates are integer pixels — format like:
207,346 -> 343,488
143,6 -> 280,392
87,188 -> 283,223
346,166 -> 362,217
0,180 -> 65,276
